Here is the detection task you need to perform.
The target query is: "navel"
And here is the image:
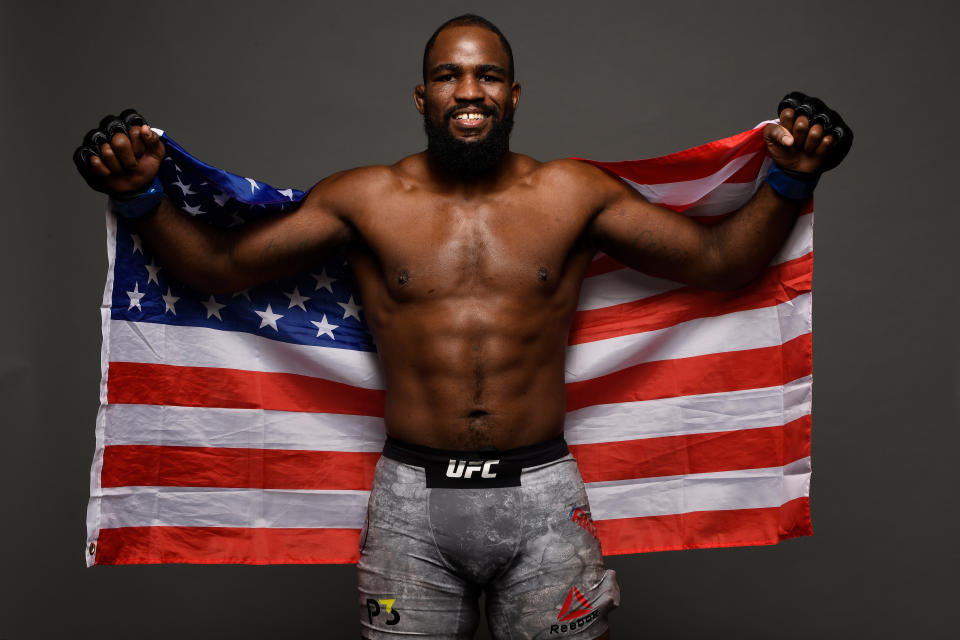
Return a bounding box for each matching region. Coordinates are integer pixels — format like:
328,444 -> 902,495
398,269 -> 409,286
537,267 -> 548,282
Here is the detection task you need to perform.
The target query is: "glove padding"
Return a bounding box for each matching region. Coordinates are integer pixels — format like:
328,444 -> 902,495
777,92 -> 852,173
73,109 -> 148,193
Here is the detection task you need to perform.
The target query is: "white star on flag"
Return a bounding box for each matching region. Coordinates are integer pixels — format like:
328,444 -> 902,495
212,190 -> 230,207
337,295 -> 363,322
310,314 -> 338,340
255,304 -> 284,331
245,177 -> 260,194
228,212 -> 245,228
162,287 -> 180,315
312,268 -> 337,293
130,233 -> 143,255
145,258 -> 161,286
126,282 -> 145,311
284,286 -> 311,311
202,295 -> 226,320
182,202 -> 205,216
232,288 -> 252,301
279,188 -> 295,200
170,176 -> 196,196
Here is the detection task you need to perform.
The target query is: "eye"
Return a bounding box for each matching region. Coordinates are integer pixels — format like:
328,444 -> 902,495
436,74 -> 455,82
480,75 -> 499,82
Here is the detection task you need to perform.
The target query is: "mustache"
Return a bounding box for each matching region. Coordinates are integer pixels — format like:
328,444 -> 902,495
443,103 -> 498,120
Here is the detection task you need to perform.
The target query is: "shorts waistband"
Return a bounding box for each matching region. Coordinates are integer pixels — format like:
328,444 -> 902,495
382,435 -> 569,469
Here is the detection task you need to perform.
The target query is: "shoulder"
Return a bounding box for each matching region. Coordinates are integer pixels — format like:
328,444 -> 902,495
520,157 -> 628,208
529,158 -> 624,189
309,164 -> 402,197
301,163 -> 409,216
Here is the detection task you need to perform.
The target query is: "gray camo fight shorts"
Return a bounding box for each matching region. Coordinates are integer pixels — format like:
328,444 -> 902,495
357,436 -> 620,639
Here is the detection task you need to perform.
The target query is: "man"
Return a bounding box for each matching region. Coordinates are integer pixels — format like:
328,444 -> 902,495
74,14 -> 849,640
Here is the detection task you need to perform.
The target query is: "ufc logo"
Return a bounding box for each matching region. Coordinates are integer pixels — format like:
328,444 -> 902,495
445,459 -> 499,479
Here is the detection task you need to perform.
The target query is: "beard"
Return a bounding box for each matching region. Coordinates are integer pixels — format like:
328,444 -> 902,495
423,105 -> 514,177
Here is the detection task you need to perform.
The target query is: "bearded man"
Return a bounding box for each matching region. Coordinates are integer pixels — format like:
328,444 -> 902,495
74,14 -> 850,640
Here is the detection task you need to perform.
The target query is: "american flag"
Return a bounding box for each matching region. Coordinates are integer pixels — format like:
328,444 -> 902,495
86,122 -> 812,565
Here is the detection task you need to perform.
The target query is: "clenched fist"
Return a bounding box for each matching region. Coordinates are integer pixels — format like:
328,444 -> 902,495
73,109 -> 166,196
762,92 -> 853,175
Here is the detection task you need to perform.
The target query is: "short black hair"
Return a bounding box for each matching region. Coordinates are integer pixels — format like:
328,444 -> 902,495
422,14 -> 515,83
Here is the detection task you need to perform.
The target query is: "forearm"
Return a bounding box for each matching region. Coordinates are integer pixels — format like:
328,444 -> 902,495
704,182 -> 802,289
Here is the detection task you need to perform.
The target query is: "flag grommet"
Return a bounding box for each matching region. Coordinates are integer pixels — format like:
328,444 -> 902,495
88,542 -> 96,556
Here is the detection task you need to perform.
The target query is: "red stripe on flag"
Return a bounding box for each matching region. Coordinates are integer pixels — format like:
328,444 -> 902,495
100,445 -> 380,490
566,333 -> 812,412
596,496 -> 811,556
571,415 -> 810,483
94,526 -> 361,565
571,253 -> 812,345
574,127 -> 767,184
107,362 -> 385,415
106,334 -> 810,417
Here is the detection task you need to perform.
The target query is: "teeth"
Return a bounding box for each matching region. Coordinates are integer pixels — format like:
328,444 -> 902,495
455,113 -> 486,120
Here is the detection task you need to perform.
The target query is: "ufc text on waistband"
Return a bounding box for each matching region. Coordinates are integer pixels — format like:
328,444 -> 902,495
382,436 -> 568,488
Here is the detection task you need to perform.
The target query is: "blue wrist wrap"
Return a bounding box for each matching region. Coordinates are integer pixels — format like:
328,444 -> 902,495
765,163 -> 819,201
109,176 -> 165,219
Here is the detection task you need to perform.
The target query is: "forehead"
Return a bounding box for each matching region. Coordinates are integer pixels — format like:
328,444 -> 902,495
427,26 -> 510,70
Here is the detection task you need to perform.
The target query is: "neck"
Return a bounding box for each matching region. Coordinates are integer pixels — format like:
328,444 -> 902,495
424,148 -> 515,193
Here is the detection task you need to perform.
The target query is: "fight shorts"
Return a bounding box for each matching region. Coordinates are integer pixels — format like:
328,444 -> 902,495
357,436 -> 620,639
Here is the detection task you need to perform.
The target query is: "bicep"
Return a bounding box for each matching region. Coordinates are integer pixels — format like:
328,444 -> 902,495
588,186 -> 718,286
230,183 -> 354,284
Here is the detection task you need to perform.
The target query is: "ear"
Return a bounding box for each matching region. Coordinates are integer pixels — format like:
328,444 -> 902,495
414,84 -> 426,115
511,81 -> 521,112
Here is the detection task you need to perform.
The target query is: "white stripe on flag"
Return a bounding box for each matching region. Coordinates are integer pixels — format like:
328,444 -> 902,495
585,457 -> 811,521
102,376 -> 810,451
565,375 -> 811,444
565,293 -> 811,382
103,404 -> 387,450
622,152 -> 758,205
108,320 -> 385,388
97,486 -> 370,529
95,458 -> 809,530
109,292 -> 810,387
681,176 -> 767,217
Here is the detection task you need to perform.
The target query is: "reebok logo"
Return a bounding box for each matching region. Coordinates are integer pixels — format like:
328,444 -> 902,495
445,459 -> 500,479
557,586 -> 592,622
549,586 -> 599,634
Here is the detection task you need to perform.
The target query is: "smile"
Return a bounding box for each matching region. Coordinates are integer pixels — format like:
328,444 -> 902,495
449,110 -> 491,130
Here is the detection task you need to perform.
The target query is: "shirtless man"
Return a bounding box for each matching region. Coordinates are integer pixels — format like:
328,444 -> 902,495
74,14 -> 850,640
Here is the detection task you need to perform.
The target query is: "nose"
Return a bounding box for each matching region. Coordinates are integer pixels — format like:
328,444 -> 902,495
453,75 -> 484,102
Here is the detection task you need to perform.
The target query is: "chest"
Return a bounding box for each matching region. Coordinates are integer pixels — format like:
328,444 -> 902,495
350,191 -> 591,299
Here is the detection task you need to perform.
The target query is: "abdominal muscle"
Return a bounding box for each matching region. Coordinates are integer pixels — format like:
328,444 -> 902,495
365,287 -> 581,451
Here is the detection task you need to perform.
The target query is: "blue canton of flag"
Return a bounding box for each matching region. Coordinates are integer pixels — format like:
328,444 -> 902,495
109,132 -> 376,352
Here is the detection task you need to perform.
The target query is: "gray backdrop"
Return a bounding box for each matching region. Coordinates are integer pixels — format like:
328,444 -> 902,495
2,1 -> 957,638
